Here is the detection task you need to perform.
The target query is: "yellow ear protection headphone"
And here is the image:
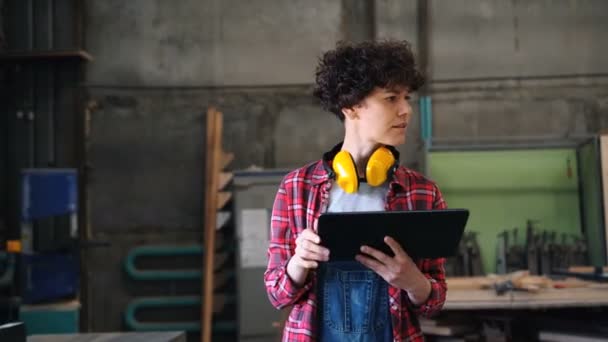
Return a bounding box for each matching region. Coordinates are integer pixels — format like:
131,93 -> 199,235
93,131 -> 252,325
323,143 -> 399,194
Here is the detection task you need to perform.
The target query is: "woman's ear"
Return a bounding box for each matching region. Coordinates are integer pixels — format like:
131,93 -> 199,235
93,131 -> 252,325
342,106 -> 358,120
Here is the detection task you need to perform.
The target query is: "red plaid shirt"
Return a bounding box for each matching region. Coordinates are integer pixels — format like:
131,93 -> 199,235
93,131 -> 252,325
264,159 -> 448,342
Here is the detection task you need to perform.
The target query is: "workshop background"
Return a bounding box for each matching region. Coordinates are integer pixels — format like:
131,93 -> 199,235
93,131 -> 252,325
1,0 -> 608,341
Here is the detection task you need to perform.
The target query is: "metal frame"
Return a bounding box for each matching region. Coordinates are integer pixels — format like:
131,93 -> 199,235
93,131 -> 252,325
576,137 -> 607,266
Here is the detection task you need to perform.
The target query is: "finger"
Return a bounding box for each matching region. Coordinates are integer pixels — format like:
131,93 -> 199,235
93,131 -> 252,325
360,245 -> 394,266
296,230 -> 329,259
300,229 -> 321,244
296,245 -> 329,262
301,239 -> 330,257
356,254 -> 388,275
384,236 -> 407,258
295,230 -> 318,250
297,249 -> 328,262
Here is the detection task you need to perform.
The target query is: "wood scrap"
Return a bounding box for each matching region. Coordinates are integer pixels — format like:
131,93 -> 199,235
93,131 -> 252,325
567,266 -> 608,274
419,316 -> 476,337
447,271 -> 552,292
552,277 -> 592,289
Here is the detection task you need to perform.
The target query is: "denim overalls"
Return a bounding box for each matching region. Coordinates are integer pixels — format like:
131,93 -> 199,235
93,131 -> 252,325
317,261 -> 393,341
318,181 -> 392,340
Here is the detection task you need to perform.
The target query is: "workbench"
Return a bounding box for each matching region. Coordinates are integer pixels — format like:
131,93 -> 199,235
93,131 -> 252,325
444,273 -> 608,310
445,286 -> 608,310
421,276 -> 608,339
27,332 -> 186,342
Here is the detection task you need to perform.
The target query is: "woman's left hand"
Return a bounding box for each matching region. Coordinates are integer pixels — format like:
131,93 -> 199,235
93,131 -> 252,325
355,236 -> 431,304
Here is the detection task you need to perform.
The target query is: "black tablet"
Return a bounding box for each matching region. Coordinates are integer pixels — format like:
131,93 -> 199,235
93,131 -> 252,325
317,209 -> 469,261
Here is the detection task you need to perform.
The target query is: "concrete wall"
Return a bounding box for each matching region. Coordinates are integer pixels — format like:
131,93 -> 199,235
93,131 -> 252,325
87,87 -> 344,230
376,0 -> 608,147
86,0 -> 342,86
83,0 -> 608,332
86,0 -> 608,161
431,78 -> 608,147
378,0 -> 608,80
432,0 -> 608,79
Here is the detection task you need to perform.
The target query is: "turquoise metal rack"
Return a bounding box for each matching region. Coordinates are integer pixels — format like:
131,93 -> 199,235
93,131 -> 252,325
123,245 -> 236,333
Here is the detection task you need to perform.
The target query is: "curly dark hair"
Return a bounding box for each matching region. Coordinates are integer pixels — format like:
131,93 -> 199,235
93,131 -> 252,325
313,40 -> 425,121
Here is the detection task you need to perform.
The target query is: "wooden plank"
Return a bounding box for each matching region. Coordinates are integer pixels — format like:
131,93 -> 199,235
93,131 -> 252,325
420,324 -> 475,337
445,289 -> 513,310
215,211 -> 231,230
216,191 -> 232,210
220,152 -> 234,170
552,278 -> 593,289
27,332 -> 186,342
419,316 -> 476,337
213,251 -> 229,271
601,134 -> 608,263
201,107 -> 222,342
213,271 -> 233,291
213,294 -> 232,313
446,273 -> 551,291
20,300 -> 80,312
539,331 -> 608,342
217,172 -> 233,190
512,287 -> 608,301
567,266 -> 608,274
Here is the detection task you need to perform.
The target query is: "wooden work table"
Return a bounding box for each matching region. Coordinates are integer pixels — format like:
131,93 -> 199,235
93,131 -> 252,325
444,274 -> 608,310
445,287 -> 608,310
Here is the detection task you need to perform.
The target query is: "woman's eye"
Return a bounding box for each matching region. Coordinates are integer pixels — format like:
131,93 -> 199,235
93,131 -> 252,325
405,96 -> 411,100
387,96 -> 396,102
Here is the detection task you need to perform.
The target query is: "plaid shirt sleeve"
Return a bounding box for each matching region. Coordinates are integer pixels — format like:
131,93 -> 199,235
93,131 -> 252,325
411,184 -> 448,317
264,175 -> 313,309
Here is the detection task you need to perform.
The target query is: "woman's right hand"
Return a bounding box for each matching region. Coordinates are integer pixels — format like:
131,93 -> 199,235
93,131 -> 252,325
286,228 -> 330,286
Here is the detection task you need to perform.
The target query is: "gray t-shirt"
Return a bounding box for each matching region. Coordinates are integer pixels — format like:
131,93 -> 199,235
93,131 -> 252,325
327,181 -> 388,213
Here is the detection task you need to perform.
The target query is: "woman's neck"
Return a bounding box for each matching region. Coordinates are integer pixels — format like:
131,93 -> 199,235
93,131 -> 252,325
341,135 -> 381,178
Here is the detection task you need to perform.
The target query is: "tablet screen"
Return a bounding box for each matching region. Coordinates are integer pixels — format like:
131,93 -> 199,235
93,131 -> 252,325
317,209 -> 469,261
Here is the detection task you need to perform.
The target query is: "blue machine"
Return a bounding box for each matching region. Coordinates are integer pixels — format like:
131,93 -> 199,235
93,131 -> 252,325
20,168 -> 78,253
19,169 -> 79,304
20,253 -> 79,305
21,168 -> 78,222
